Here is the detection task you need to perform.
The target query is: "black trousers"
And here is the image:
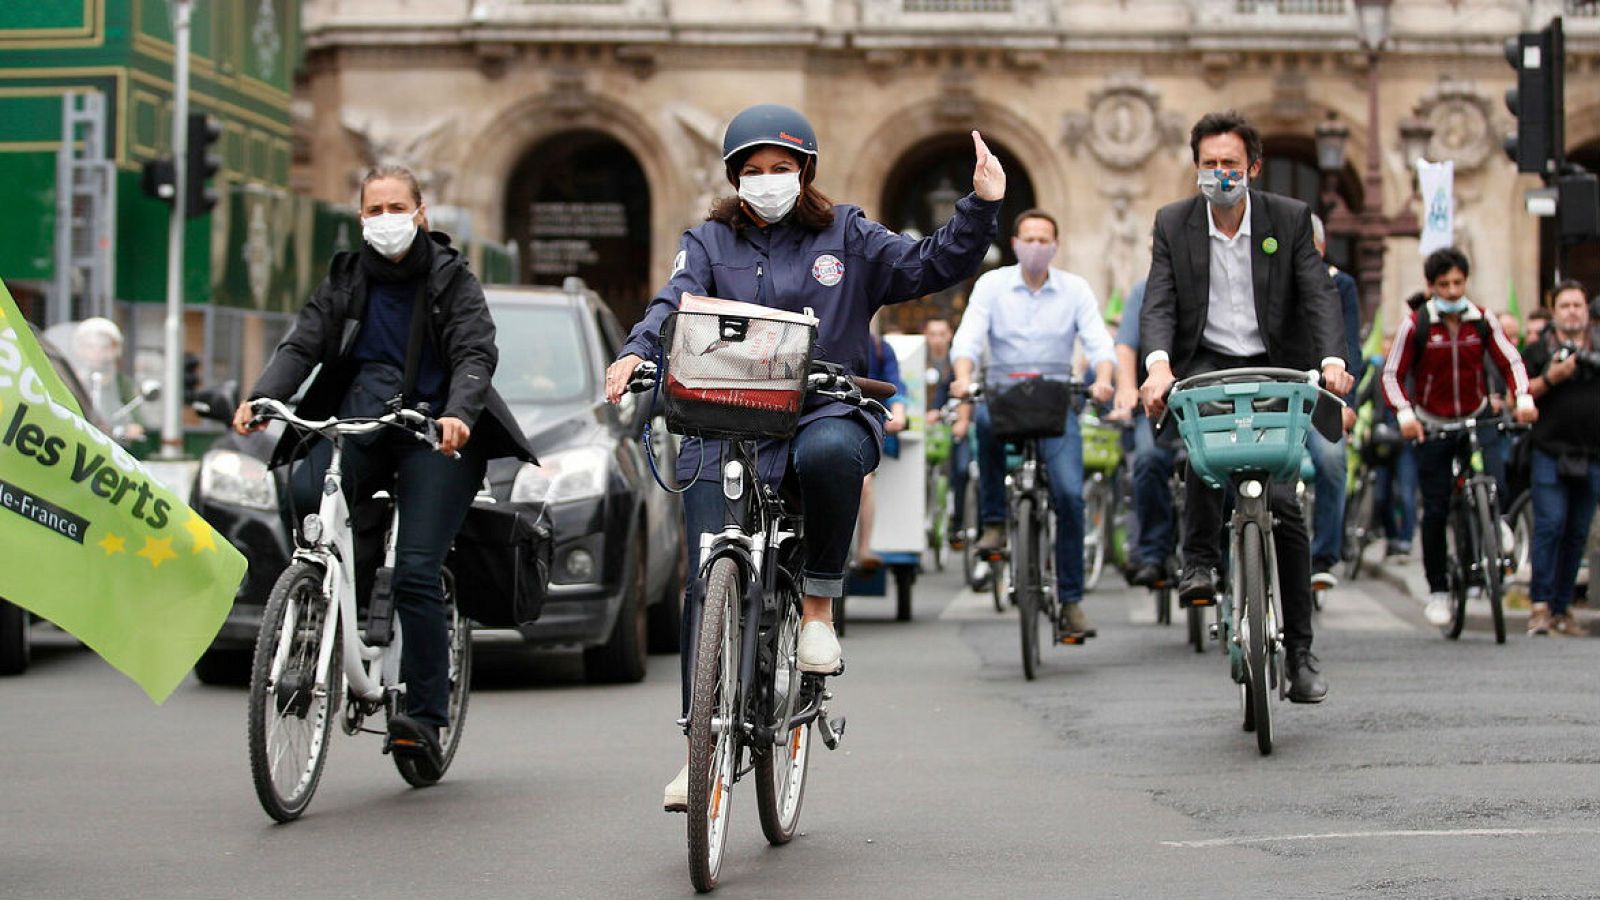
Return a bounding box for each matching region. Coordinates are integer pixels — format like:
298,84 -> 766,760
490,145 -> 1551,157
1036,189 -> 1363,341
291,432 -> 486,726
1176,348 -> 1316,651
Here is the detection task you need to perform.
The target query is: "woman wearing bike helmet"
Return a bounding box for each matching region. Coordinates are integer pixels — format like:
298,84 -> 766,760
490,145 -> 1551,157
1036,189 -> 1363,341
604,103 -> 1004,809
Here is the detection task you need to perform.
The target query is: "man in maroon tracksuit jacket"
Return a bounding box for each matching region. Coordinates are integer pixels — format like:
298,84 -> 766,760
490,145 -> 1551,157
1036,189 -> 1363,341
1380,247 -> 1537,626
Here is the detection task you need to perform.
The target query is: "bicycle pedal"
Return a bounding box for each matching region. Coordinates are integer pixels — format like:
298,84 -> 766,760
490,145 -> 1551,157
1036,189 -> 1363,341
1180,596 -> 1216,608
1059,630 -> 1096,645
818,714 -> 846,751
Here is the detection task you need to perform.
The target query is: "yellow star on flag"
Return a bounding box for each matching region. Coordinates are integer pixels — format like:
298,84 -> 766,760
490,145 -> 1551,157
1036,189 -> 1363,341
136,536 -> 178,569
97,532 -> 127,555
184,513 -> 218,554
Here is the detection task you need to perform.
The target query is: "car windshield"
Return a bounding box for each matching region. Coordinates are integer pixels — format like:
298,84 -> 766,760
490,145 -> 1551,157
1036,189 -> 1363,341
490,302 -> 593,404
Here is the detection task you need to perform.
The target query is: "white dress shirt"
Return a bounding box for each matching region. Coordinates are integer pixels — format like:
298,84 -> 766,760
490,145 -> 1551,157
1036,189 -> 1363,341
1199,195 -> 1267,358
951,264 -> 1115,378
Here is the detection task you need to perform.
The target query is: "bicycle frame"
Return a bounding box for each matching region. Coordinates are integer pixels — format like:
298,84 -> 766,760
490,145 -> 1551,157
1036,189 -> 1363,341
691,440 -> 831,764
270,436 -> 399,714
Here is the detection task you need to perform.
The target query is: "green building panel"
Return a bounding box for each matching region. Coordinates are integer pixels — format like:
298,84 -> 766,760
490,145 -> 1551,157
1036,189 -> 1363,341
0,0 -> 304,304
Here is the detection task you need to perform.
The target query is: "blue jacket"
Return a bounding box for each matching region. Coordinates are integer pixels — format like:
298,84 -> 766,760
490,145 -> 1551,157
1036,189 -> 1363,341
622,194 -> 1001,482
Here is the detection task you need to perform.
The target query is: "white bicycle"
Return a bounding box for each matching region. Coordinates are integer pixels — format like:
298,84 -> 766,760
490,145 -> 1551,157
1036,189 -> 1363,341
243,399 -> 472,822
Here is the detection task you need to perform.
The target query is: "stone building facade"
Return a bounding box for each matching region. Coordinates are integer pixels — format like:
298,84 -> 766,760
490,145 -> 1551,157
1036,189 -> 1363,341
298,0 -> 1600,334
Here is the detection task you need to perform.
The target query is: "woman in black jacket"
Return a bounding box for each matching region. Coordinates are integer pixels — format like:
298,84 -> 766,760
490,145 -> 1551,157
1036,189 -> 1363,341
233,165 -> 534,771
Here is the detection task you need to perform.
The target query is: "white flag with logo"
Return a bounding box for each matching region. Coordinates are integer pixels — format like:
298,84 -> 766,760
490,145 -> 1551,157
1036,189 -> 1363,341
1416,158 -> 1455,257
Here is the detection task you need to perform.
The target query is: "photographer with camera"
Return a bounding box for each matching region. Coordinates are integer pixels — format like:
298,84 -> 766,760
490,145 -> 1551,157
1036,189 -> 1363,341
1521,280 -> 1600,636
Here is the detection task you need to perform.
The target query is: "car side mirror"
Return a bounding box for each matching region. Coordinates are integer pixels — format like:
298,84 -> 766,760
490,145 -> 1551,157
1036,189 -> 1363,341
190,380 -> 238,425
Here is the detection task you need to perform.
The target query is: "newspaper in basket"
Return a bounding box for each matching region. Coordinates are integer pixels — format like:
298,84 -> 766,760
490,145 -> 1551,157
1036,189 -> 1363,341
663,293 -> 818,439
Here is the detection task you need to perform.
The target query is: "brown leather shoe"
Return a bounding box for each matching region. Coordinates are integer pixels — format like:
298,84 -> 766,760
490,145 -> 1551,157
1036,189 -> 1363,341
1553,611 -> 1590,637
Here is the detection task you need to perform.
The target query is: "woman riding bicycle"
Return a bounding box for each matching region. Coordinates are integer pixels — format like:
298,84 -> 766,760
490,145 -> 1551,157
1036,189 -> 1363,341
602,103 -> 1005,809
233,165 -> 535,772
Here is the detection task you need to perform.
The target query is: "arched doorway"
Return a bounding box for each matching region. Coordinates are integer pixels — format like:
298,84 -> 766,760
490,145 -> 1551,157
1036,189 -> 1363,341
504,130 -> 652,327
1260,135 -> 1362,275
877,133 -> 1037,331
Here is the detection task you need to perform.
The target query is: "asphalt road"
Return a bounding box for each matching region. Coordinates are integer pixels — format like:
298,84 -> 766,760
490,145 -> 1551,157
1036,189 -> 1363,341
2,561 -> 1597,899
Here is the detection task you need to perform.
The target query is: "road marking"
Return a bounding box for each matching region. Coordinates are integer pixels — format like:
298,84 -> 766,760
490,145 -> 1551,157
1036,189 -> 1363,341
940,586 -> 1012,621
1162,827 -> 1600,849
1313,586 -> 1413,632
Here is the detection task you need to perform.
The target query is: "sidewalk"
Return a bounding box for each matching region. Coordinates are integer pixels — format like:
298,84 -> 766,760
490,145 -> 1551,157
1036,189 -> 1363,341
1361,549 -> 1596,629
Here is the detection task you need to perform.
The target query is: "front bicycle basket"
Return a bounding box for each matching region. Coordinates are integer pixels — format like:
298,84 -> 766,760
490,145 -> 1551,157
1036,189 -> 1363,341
1081,414 -> 1122,474
662,293 -> 817,440
987,368 -> 1076,441
1167,377 -> 1321,488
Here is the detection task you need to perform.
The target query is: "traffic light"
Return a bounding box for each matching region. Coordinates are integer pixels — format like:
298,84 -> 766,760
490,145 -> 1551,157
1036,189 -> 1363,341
140,158 -> 176,202
181,352 -> 202,403
1503,18 -> 1564,179
184,112 -> 222,219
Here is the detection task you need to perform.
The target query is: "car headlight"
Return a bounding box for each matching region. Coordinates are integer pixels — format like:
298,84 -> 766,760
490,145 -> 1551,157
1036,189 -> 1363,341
510,446 -> 609,505
199,449 -> 278,511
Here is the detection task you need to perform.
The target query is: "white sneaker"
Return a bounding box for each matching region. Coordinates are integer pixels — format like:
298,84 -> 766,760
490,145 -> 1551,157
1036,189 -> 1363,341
1423,593 -> 1453,626
796,620 -> 842,674
663,764 -> 688,813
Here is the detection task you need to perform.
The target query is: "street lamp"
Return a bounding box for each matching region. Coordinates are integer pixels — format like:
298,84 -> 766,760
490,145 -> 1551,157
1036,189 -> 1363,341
1342,0 -> 1419,324
1314,112 -> 1352,222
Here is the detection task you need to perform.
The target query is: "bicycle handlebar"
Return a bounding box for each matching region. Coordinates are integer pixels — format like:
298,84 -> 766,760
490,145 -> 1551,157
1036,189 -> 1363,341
1418,414 -> 1529,439
247,398 -> 458,458
623,361 -> 893,419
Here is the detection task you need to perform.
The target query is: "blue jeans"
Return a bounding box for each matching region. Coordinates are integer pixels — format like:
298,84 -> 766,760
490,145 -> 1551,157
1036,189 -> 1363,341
1528,449 -> 1600,614
1307,429 -> 1347,567
949,430 -> 973,527
1375,442 -> 1418,545
1131,412 -> 1177,566
1416,423 -> 1505,594
677,416 -> 880,715
975,403 -> 1086,604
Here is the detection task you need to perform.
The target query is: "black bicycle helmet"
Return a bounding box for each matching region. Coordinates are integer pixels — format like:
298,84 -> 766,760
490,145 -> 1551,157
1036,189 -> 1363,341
721,104 -> 818,184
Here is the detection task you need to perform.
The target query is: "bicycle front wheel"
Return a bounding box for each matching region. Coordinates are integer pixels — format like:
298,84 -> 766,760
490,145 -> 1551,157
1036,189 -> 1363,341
1014,497 -> 1041,681
688,557 -> 739,893
248,561 -> 341,822
755,604 -> 811,845
1444,501 -> 1472,640
393,569 -> 472,787
1473,484 -> 1506,644
1082,480 -> 1108,593
1342,475 -> 1372,581
1240,523 -> 1273,756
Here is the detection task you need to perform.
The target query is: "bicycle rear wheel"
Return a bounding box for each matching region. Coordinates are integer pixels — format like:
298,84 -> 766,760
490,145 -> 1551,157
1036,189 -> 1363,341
755,602 -> 810,845
393,569 -> 472,787
248,561 -> 340,822
688,557 -> 739,893
1240,523 -> 1273,756
1187,605 -> 1206,653
1473,485 -> 1506,645
1014,497 -> 1041,681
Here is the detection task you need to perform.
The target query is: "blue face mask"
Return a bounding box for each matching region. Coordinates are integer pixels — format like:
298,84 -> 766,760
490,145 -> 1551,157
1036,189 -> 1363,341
1433,295 -> 1469,315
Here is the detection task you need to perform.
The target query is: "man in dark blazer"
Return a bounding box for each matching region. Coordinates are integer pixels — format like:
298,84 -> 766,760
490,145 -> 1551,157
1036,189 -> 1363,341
1139,110 -> 1353,703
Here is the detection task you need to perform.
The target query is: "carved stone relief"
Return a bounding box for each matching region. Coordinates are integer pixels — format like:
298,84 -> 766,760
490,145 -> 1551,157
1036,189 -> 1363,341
1413,78 -> 1500,174
1099,182 -> 1149,302
1063,74 -> 1184,171
341,114 -> 458,201
667,104 -> 729,225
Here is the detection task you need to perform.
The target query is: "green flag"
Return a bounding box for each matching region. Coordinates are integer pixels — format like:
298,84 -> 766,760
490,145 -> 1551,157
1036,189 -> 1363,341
1507,278 -> 1521,321
1104,288 -> 1124,323
1361,307 -> 1386,361
0,281 -> 243,702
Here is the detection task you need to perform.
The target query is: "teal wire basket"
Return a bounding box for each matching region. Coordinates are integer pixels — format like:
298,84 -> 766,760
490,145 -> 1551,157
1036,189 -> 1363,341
1167,369 -> 1323,489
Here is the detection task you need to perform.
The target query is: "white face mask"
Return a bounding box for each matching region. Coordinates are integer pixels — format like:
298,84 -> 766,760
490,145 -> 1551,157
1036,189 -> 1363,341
738,172 -> 802,223
362,211 -> 419,258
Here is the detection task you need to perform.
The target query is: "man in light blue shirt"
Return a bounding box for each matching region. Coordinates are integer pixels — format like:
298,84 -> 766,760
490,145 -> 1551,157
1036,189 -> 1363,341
950,208 -> 1115,637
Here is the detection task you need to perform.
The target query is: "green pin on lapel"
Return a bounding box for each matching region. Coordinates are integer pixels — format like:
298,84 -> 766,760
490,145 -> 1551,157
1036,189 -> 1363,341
1262,237 -> 1278,255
